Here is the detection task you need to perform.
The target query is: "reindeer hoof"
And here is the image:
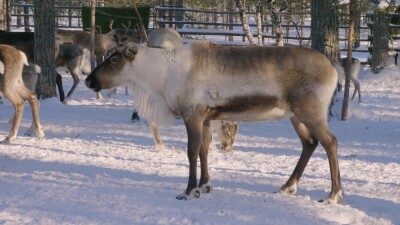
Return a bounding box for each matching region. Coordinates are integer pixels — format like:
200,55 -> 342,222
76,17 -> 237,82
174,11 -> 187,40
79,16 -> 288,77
24,129 -> 34,137
1,136 -> 14,144
35,128 -> 45,140
176,188 -> 201,200
62,98 -> 71,105
319,190 -> 344,204
278,183 -> 297,195
199,180 -> 213,193
155,143 -> 166,151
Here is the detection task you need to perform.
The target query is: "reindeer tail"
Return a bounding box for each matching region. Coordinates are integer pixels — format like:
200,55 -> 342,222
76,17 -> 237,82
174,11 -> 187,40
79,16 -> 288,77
19,50 -> 29,66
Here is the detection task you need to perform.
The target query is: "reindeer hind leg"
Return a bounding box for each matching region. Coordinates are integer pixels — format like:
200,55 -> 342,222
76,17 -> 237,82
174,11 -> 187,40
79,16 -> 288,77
2,92 -> 25,143
351,78 -> 361,103
65,71 -> 80,100
17,86 -> 44,140
150,122 -> 166,151
280,116 -> 318,195
299,117 -> 342,204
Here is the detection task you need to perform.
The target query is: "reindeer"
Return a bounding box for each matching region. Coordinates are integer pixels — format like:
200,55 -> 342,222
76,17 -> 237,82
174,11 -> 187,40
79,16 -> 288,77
109,27 -> 182,48
0,44 -> 44,143
55,29 -> 118,64
335,57 -> 361,103
85,42 -> 342,203
109,27 -> 238,152
56,44 -> 91,101
106,28 -> 146,46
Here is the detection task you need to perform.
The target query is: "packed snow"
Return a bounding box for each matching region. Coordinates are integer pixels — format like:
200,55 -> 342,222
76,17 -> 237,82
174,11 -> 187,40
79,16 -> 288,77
0,48 -> 399,224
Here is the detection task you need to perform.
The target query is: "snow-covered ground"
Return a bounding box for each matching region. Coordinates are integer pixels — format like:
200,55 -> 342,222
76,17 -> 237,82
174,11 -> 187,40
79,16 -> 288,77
0,49 -> 399,224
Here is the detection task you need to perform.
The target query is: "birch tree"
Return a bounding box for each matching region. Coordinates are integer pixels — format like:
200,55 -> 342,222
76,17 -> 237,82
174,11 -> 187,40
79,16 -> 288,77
267,0 -> 287,46
236,0 -> 256,45
342,0 -> 357,121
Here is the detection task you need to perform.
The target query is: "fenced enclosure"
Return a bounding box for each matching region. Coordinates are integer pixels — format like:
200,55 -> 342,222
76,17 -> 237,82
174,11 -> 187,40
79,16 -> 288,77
5,1 -> 400,55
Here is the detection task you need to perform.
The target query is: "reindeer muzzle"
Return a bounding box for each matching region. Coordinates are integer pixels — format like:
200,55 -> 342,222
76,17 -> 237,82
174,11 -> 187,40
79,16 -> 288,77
85,76 -> 101,92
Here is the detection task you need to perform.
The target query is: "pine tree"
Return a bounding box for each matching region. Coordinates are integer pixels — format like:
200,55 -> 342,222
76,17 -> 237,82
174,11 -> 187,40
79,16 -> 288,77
34,0 -> 57,99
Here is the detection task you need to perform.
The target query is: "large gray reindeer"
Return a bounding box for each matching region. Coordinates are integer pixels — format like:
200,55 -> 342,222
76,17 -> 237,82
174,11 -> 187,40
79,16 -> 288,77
0,44 -> 44,143
108,28 -> 238,152
56,29 -> 117,64
86,42 -> 342,204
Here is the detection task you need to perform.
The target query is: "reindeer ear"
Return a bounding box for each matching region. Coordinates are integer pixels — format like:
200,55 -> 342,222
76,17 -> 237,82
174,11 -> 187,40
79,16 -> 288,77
125,45 -> 138,61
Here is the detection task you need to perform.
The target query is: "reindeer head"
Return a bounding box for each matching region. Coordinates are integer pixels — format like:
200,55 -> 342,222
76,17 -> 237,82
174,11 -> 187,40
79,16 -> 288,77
85,44 -> 139,92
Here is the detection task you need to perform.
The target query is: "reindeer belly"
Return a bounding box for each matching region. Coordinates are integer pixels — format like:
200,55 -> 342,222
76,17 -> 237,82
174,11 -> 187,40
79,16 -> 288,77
207,95 -> 292,121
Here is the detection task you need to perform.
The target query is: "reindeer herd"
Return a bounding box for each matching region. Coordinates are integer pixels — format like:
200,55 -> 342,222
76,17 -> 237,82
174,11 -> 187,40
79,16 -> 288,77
0,25 -> 367,204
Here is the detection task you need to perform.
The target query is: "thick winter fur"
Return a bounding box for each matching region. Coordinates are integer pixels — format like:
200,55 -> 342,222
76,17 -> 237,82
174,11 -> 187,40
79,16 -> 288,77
56,44 -> 91,101
86,42 -> 341,203
0,44 -> 44,143
335,57 -> 361,102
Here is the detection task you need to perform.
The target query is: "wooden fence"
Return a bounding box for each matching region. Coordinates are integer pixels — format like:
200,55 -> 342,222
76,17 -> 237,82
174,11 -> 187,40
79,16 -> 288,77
7,3 -> 400,54
156,6 -> 399,52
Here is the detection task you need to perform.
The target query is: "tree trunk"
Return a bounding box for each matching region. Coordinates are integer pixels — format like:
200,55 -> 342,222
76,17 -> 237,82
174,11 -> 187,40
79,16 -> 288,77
23,2 -> 30,32
371,10 -> 390,74
175,0 -> 183,29
341,0 -> 358,121
310,0 -> 340,63
0,0 -> 5,30
236,0 -> 255,45
256,3 -> 263,46
90,0 -> 96,70
16,3 -> 21,28
353,0 -> 361,49
267,0 -> 285,47
5,0 -> 10,30
227,0 -> 234,41
34,0 -> 57,99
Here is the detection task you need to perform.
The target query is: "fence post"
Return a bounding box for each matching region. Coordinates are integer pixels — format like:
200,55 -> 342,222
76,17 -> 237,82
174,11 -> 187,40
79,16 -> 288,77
23,1 -> 30,31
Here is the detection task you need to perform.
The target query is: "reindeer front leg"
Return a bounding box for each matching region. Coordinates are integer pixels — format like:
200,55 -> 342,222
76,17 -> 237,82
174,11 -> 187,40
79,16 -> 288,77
176,118 -> 203,200
198,120 -> 213,194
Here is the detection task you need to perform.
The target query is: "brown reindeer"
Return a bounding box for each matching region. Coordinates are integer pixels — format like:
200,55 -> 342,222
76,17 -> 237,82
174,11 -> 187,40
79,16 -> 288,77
0,44 -> 44,143
85,42 -> 342,204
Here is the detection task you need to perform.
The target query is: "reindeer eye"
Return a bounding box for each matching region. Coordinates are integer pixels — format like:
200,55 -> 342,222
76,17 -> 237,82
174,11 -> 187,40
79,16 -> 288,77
110,56 -> 118,64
